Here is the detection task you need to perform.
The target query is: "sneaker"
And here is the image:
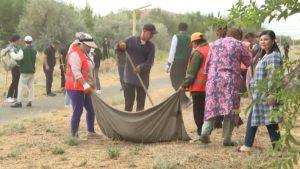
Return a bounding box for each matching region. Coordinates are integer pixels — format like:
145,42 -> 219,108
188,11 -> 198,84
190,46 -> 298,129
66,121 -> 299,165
189,137 -> 201,144
27,102 -> 32,107
64,105 -> 72,108
87,132 -> 102,139
6,97 -> 15,103
96,90 -> 101,94
11,102 -> 22,108
47,93 -> 56,97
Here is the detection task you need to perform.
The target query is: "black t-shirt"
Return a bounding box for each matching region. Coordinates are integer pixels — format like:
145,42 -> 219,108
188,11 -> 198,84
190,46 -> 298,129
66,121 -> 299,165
44,45 -> 56,67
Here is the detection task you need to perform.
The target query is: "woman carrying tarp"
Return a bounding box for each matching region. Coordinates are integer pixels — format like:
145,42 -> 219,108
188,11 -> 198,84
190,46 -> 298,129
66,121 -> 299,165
65,33 -> 101,139
238,30 -> 283,152
178,32 -> 210,142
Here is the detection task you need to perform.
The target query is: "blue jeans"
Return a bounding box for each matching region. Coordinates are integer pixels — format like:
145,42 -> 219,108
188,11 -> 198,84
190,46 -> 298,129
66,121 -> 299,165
64,92 -> 71,105
244,109 -> 281,149
66,90 -> 95,137
118,64 -> 125,88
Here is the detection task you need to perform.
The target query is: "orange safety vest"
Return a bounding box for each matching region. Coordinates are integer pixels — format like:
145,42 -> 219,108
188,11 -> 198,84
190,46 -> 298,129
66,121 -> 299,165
241,41 -> 252,70
186,45 -> 210,92
65,46 -> 89,91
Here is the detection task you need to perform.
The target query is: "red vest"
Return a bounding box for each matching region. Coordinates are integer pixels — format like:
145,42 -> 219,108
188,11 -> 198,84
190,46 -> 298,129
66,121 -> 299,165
65,46 -> 89,91
186,45 -> 210,92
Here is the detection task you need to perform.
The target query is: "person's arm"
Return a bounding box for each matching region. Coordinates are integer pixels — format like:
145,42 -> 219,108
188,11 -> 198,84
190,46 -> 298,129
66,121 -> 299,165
240,43 -> 253,68
167,35 -> 178,65
68,52 -> 86,85
115,51 -> 119,66
205,48 -> 213,74
181,52 -> 203,88
10,49 -> 24,60
43,48 -> 50,69
139,44 -> 155,73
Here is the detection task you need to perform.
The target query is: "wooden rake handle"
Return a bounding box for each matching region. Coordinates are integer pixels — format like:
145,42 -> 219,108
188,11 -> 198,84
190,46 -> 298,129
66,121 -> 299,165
124,51 -> 154,106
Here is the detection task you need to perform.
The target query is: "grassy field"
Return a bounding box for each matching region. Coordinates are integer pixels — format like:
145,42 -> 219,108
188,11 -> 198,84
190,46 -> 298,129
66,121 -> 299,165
1,85 -> 300,169
1,48 -> 300,169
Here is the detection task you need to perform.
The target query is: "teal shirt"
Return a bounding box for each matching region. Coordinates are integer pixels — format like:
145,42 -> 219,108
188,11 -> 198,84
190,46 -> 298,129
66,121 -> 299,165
181,42 -> 208,96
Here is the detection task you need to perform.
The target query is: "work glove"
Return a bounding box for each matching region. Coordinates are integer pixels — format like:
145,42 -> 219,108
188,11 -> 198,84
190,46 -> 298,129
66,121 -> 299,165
83,82 -> 92,94
165,65 -> 170,73
133,65 -> 141,74
7,45 -> 15,52
119,42 -> 126,52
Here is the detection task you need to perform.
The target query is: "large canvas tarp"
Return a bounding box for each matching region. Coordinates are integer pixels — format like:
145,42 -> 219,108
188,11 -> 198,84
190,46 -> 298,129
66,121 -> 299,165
91,92 -> 191,143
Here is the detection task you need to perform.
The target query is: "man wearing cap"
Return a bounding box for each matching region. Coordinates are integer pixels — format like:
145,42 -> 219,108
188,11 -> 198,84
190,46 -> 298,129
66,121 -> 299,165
118,23 -> 158,112
10,36 -> 38,108
166,22 -> 193,109
65,33 -> 101,139
178,32 -> 210,141
43,39 -> 61,97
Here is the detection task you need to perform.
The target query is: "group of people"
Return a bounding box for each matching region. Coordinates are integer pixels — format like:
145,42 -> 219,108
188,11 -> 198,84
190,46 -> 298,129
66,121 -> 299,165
167,22 -> 283,152
4,21 -> 284,151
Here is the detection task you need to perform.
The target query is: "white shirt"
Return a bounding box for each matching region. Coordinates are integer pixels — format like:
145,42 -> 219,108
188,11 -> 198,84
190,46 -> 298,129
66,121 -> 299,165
10,49 -> 38,60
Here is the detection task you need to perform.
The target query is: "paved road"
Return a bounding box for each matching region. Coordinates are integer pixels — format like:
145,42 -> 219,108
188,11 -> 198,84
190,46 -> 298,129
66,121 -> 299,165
0,77 -> 171,123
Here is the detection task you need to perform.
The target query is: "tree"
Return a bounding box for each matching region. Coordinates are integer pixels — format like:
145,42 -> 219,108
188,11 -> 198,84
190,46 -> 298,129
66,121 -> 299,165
93,12 -> 133,50
0,0 -> 28,48
17,0 -> 87,51
80,1 -> 95,32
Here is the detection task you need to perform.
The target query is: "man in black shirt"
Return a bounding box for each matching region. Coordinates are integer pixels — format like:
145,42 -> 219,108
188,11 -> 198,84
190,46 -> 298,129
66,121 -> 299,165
114,43 -> 126,91
43,40 -> 61,96
92,47 -> 102,94
102,37 -> 110,60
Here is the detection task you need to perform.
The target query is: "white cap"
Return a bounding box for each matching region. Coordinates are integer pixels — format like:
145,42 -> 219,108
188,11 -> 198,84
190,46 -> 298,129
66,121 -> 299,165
24,36 -> 33,42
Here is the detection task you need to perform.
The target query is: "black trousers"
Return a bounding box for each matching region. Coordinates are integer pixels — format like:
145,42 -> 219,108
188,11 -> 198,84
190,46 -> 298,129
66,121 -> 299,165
124,83 -> 146,112
170,61 -> 190,103
60,65 -> 65,88
43,65 -> 54,94
7,66 -> 20,98
192,95 -> 205,136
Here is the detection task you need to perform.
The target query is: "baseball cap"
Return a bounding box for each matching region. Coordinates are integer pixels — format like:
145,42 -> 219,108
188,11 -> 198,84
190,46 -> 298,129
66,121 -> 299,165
24,36 -> 33,42
143,24 -> 158,34
77,33 -> 98,48
189,32 -> 204,46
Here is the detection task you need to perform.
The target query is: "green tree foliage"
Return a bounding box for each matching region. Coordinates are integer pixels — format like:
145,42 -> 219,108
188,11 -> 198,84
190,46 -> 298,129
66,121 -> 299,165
0,0 -> 28,48
79,1 -> 95,32
17,0 -> 87,51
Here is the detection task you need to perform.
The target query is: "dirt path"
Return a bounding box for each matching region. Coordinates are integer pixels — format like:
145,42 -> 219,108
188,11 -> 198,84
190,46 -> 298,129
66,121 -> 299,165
0,77 -> 171,123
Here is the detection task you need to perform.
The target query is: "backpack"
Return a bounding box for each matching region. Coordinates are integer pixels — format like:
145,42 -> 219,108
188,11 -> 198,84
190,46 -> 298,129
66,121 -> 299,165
0,48 -> 18,72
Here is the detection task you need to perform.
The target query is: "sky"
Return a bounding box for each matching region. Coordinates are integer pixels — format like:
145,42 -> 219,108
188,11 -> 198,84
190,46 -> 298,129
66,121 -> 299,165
63,0 -> 300,39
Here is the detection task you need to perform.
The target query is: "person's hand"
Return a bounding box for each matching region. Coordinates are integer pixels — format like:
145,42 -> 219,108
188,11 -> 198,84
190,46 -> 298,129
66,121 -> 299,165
119,42 -> 126,51
105,41 -> 108,45
88,82 -> 96,90
177,86 -> 185,93
268,94 -> 275,106
7,45 -> 14,52
165,65 -> 170,73
116,62 -> 119,66
45,65 -> 50,70
133,65 -> 141,74
83,82 -> 92,94
56,54 -> 62,59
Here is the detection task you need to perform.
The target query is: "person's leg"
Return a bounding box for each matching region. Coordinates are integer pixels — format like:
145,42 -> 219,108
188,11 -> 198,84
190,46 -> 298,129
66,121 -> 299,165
244,109 -> 258,147
67,90 -> 85,137
214,116 -> 224,129
136,85 -> 147,111
222,116 -> 236,145
43,65 -> 51,94
124,83 -> 136,112
17,74 -> 25,103
94,68 -> 101,90
83,93 -> 95,133
192,95 -> 205,136
7,66 -> 19,99
266,124 -> 281,149
241,70 -> 247,96
60,65 -> 65,89
201,117 -> 216,143
49,67 -> 54,93
65,93 -> 71,105
118,65 -> 125,89
27,74 -> 34,102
